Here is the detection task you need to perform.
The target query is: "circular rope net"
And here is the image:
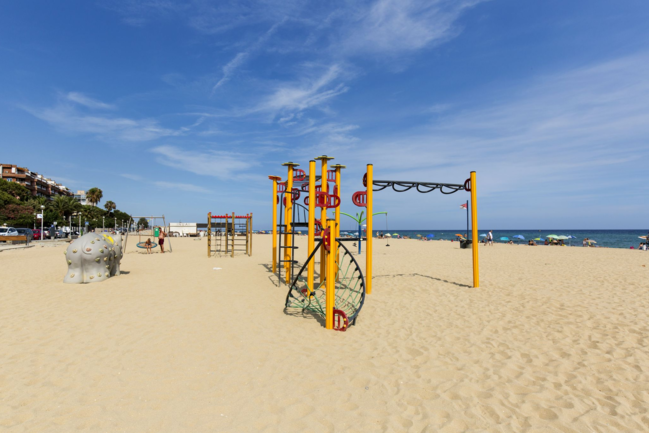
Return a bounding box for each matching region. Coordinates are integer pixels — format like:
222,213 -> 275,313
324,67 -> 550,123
285,240 -> 366,330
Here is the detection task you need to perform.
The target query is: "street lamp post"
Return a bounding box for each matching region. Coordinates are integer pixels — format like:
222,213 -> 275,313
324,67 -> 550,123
78,213 -> 82,236
103,216 -> 105,231
40,205 -> 44,241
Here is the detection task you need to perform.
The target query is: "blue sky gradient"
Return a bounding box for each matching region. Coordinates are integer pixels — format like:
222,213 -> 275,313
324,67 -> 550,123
2,0 -> 648,229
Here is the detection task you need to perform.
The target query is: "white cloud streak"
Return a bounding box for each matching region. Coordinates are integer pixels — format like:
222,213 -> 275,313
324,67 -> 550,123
66,92 -> 116,110
151,145 -> 257,180
153,181 -> 211,193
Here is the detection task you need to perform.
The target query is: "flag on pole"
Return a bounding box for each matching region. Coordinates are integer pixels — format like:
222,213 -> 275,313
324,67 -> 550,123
460,203 -> 467,209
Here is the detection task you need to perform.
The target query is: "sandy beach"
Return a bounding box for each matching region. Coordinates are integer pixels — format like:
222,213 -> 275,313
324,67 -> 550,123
1,235 -> 649,432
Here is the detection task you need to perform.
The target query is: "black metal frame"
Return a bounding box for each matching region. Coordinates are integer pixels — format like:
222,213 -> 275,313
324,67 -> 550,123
372,179 -> 465,194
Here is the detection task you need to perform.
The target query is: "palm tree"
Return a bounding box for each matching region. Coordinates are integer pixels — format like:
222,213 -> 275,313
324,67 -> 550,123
27,196 -> 49,211
86,188 -> 103,207
51,196 -> 81,218
104,200 -> 116,214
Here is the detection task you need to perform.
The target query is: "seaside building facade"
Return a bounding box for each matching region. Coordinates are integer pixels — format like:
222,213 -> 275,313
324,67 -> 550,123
74,190 -> 89,206
0,163 -> 73,199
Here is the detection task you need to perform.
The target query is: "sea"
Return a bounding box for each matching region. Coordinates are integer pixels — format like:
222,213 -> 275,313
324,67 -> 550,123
267,229 -> 649,249
362,229 -> 649,250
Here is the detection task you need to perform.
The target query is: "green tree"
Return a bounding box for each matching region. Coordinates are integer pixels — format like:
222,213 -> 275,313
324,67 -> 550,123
86,187 -> 103,207
26,196 -> 49,211
51,196 -> 81,219
104,200 -> 116,214
0,179 -> 31,201
137,217 -> 149,229
0,203 -> 35,227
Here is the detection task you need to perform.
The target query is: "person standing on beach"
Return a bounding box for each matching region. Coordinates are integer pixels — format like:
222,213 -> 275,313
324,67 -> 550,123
158,227 -> 167,254
487,230 -> 494,246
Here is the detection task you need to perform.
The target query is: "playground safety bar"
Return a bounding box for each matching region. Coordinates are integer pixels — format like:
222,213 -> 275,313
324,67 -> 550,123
371,179 -> 466,194
210,215 -> 252,219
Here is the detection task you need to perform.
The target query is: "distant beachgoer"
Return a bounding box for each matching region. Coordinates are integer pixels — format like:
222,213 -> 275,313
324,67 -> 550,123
145,238 -> 152,254
583,238 -> 588,247
487,230 -> 494,246
544,239 -> 549,245
528,240 -> 537,246
158,228 -> 167,253
507,240 -> 513,245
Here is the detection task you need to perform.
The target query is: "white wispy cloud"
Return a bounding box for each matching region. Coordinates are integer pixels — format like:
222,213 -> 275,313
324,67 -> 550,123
153,181 -> 211,193
121,173 -> 144,181
212,20 -> 285,93
151,145 -> 257,180
66,92 -> 116,110
341,0 -> 483,55
257,64 -> 348,115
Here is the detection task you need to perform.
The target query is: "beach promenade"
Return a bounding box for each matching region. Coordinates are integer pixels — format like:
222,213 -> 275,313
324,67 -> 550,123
1,236 -> 648,431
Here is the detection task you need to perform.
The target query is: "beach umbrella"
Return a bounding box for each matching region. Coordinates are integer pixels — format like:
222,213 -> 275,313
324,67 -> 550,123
385,233 -> 392,237
639,236 -> 648,240
534,238 -> 545,241
553,235 -> 569,240
426,234 -> 435,238
500,237 -> 510,241
480,234 -> 487,237
416,234 -> 422,237
392,233 -> 399,236
513,235 -> 525,240
455,233 -> 463,237
587,239 -> 597,244
546,234 -> 559,239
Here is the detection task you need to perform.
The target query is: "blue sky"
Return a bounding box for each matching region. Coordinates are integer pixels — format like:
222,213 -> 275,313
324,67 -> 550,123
2,0 -> 648,229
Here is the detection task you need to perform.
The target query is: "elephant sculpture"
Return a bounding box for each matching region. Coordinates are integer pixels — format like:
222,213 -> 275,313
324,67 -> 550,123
64,232 -> 124,284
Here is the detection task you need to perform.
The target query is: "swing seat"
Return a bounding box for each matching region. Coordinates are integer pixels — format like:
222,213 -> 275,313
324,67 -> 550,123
137,242 -> 158,248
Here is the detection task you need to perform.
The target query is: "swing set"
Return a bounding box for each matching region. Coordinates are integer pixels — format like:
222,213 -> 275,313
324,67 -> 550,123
127,215 -> 173,253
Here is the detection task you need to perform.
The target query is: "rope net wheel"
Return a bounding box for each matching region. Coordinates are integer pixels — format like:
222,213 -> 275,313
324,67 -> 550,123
284,240 -> 366,331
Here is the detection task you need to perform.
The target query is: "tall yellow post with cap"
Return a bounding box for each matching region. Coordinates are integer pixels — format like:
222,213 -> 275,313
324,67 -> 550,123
331,164 -> 345,278
268,176 -> 281,273
282,162 -> 298,282
315,155 -> 334,283
325,218 -> 337,330
470,171 -> 479,288
366,164 -> 373,295
307,160 -> 316,294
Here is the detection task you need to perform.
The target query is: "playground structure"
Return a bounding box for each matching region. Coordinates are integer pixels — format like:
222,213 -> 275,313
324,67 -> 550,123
127,215 -> 172,253
207,212 -> 253,258
270,157 -> 480,331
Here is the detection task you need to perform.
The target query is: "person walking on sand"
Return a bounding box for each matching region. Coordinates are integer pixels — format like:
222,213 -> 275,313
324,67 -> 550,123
487,230 -> 494,246
158,227 -> 167,253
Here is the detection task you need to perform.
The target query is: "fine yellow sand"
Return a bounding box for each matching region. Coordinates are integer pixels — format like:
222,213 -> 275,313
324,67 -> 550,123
1,235 -> 649,432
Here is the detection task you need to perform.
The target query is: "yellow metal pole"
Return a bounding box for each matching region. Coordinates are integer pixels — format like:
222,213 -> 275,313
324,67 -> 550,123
470,171 -> 479,288
366,164 -> 373,295
282,162 -> 298,281
325,218 -> 336,330
231,211 -> 235,258
207,212 -> 211,258
269,176 -> 280,272
331,164 -> 346,279
250,212 -> 253,257
307,160 -> 316,295
315,155 -> 333,283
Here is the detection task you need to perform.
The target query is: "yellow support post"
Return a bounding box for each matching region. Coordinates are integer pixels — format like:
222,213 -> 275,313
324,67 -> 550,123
331,164 -> 346,279
307,160 -> 316,295
325,218 -> 336,330
470,171 -> 479,288
250,212 -> 253,257
282,162 -> 299,282
231,211 -> 235,258
207,212 -> 211,257
366,164 -> 373,295
225,214 -> 229,255
315,155 -> 334,283
269,176 -> 281,272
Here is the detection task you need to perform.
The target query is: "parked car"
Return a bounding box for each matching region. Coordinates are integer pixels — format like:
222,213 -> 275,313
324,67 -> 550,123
33,229 -> 41,240
0,227 -> 19,236
14,228 -> 34,242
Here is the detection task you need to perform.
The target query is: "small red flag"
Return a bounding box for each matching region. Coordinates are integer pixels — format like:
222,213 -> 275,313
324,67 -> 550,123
460,203 -> 467,209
